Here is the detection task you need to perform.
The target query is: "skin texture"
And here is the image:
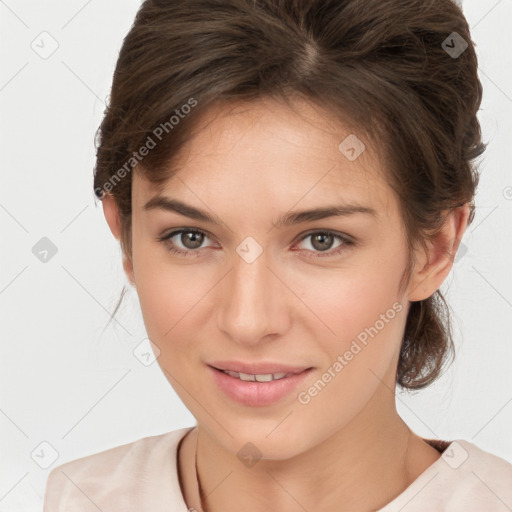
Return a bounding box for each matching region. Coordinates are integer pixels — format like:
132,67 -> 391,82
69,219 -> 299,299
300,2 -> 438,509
102,97 -> 469,511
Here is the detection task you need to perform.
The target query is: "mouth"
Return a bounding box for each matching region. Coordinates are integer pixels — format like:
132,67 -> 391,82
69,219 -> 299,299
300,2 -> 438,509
210,366 -> 308,382
207,363 -> 314,407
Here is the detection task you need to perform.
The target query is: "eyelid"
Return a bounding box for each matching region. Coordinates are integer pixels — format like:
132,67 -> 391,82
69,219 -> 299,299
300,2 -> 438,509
156,228 -> 217,254
157,227 -> 355,258
158,226 -> 354,242
292,228 -> 355,245
157,227 -> 217,245
291,229 -> 354,259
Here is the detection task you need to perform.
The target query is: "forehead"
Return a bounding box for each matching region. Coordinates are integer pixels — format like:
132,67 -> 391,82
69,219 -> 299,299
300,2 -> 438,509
133,97 -> 395,218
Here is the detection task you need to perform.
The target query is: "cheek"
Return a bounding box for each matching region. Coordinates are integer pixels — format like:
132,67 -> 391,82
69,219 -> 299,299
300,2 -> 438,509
131,243 -> 213,346
291,265 -> 407,431
288,251 -> 407,345
289,247 -> 409,398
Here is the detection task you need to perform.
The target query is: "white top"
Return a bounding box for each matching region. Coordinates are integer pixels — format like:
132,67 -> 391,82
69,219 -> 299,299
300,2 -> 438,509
43,426 -> 512,511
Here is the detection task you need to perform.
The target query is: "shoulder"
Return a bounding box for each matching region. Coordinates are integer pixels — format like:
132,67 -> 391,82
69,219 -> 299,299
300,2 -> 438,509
380,439 -> 512,512
43,426 -> 193,512
450,440 -> 512,506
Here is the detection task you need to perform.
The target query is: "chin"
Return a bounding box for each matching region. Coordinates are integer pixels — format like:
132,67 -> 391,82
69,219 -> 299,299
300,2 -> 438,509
210,421 -> 314,463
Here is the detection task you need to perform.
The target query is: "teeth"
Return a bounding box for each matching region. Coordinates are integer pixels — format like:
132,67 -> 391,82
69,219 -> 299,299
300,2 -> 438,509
224,370 -> 242,379
223,370 -> 288,381
254,374 -> 274,382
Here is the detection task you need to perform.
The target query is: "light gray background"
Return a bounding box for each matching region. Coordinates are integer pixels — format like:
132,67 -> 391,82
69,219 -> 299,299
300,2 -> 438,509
1,0 -> 511,510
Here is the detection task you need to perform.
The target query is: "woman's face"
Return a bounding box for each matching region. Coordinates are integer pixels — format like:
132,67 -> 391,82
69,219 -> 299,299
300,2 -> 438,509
124,97 -> 424,458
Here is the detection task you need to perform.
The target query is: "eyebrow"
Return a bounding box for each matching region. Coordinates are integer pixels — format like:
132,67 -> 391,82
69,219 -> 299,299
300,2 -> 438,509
143,195 -> 378,227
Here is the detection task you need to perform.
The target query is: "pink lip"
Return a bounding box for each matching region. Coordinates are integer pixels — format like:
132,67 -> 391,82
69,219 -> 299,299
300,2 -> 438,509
208,360 -> 311,375
207,365 -> 313,407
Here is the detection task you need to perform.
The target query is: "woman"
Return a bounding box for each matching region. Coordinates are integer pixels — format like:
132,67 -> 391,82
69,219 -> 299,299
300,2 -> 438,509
44,0 -> 512,510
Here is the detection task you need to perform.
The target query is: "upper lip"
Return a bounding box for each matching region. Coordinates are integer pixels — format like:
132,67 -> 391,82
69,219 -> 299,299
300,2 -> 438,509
208,360 -> 312,375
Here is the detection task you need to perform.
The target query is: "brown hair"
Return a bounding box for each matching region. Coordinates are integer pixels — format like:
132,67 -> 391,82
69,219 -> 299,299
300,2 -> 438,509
93,0 -> 486,390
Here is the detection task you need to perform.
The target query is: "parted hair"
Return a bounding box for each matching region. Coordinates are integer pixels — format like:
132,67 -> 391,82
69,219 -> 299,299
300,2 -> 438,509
93,0 -> 486,390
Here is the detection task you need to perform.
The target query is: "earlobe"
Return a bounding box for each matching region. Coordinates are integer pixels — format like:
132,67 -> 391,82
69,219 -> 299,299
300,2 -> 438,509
102,192 -> 123,241
407,205 -> 470,302
123,257 -> 136,288
101,193 -> 136,287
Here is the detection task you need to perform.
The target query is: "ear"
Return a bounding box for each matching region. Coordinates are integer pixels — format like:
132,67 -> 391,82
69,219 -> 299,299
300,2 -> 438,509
407,204 -> 470,302
102,193 -> 136,287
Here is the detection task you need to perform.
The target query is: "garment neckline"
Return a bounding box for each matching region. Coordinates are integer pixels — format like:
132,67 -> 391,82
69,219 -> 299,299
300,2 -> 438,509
172,428 -> 456,512
376,438 -> 460,511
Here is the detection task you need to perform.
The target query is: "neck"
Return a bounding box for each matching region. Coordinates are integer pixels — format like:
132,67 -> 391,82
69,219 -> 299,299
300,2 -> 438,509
178,385 -> 441,512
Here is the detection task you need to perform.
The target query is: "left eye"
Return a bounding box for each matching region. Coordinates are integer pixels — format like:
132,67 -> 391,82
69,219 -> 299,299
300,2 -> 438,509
296,231 -> 352,256
157,229 -> 354,259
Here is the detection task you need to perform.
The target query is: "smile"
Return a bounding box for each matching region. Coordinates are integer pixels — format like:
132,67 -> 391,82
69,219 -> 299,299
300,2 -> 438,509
208,365 -> 313,407
221,370 -> 289,381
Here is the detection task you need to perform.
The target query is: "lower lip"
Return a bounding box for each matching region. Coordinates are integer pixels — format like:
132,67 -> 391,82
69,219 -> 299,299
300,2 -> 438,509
208,365 -> 313,407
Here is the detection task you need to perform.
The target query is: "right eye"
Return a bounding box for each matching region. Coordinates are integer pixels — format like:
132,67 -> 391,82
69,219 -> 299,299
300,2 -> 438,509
157,228 -> 215,257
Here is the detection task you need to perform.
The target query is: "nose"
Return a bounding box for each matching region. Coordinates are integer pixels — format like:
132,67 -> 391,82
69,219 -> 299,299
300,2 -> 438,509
216,243 -> 291,346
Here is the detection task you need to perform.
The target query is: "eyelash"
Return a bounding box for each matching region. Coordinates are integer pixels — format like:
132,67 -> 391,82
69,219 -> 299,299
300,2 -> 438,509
156,228 -> 355,259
